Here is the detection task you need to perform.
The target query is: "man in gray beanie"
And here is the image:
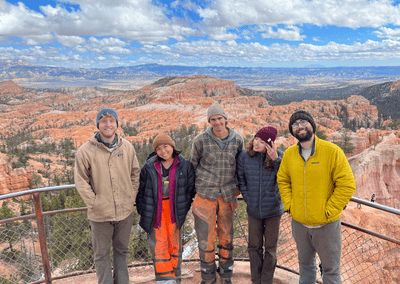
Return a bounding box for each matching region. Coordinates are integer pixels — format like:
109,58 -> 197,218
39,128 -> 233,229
277,110 -> 356,284
207,102 -> 228,122
75,108 -> 140,283
190,102 -> 244,284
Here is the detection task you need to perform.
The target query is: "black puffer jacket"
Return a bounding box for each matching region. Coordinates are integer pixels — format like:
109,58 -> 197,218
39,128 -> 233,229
236,150 -> 284,219
136,152 -> 196,234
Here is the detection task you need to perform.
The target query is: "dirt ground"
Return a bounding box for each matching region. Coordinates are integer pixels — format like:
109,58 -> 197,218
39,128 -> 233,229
52,261 -> 299,284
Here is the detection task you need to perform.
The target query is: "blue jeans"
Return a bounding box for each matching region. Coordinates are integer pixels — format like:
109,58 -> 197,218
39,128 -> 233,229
292,219 -> 342,284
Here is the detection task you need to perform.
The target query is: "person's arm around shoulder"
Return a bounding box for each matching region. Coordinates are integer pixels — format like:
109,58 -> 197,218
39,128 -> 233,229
325,146 -> 357,219
236,151 -> 249,202
135,165 -> 148,216
186,159 -> 196,200
130,145 -> 141,199
236,133 -> 245,158
189,135 -> 202,168
277,150 -> 292,214
74,147 -> 96,209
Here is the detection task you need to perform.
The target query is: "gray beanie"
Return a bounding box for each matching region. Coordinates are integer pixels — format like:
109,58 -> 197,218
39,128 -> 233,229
96,108 -> 119,128
207,103 -> 228,122
289,110 -> 316,136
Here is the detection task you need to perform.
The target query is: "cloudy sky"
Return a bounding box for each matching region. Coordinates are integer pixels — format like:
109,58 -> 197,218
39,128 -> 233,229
1,0 -> 400,69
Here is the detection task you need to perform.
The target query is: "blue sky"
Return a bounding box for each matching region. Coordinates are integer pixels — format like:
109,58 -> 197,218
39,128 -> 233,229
1,0 -> 400,68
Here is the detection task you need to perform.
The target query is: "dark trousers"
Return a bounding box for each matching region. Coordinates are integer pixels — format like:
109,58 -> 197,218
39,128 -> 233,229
247,214 -> 282,284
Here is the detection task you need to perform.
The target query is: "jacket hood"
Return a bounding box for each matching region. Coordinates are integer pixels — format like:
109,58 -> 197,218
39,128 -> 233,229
145,152 -> 158,164
89,131 -> 122,148
206,126 -> 238,150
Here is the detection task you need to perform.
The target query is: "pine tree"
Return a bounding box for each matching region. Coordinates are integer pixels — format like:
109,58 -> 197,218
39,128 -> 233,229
0,202 -> 21,252
333,129 -> 356,155
316,126 -> 327,140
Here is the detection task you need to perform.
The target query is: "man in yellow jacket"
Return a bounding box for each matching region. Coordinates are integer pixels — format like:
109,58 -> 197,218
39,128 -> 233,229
277,110 -> 356,284
75,108 -> 140,284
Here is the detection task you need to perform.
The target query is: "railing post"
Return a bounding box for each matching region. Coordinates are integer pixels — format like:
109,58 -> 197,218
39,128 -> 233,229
33,192 -> 52,283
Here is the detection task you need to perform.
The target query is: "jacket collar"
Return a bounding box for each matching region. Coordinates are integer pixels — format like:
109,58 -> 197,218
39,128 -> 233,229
89,131 -> 122,150
297,136 -> 317,158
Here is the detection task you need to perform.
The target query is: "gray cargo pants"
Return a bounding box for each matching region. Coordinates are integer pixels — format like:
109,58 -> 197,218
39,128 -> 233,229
90,212 -> 134,284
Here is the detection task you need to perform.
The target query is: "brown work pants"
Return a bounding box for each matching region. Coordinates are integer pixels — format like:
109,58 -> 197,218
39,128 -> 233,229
192,194 -> 238,281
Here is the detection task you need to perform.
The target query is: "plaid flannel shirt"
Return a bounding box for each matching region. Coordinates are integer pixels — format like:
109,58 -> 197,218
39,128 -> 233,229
189,126 -> 244,202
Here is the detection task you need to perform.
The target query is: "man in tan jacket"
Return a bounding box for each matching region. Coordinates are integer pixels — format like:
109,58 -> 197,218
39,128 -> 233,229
74,108 -> 140,284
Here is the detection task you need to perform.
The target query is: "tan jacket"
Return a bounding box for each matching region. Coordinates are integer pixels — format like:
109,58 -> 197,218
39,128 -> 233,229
74,132 -> 140,222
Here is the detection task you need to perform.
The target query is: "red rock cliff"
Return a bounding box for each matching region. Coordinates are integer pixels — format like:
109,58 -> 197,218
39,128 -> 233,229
348,133 -> 400,207
0,157 -> 33,196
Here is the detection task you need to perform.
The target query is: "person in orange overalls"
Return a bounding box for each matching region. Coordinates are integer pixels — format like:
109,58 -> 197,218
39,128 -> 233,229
136,133 -> 196,284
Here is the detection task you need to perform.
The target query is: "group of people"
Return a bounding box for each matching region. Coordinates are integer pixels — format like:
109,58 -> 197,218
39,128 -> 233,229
74,104 -> 356,284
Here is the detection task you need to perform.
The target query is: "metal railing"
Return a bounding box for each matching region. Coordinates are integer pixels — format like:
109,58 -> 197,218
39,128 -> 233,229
0,185 -> 399,284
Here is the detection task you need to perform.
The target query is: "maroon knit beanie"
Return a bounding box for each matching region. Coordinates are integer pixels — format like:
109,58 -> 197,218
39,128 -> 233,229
254,126 -> 278,147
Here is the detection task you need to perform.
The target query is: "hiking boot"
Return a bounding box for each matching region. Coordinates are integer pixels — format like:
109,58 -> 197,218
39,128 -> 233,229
200,277 -> 217,284
221,278 -> 233,284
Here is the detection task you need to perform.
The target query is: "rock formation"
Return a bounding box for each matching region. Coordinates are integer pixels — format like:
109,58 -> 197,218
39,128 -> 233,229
0,156 -> 33,196
348,133 -> 400,207
356,79 -> 400,119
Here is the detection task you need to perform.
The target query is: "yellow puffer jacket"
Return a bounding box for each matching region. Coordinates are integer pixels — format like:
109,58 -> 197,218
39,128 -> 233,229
277,136 -> 356,226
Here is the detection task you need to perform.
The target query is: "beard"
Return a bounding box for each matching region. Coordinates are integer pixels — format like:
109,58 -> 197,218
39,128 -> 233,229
295,129 -> 313,142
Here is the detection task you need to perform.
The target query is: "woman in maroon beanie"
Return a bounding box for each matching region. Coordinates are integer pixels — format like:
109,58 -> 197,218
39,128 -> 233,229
236,126 -> 284,284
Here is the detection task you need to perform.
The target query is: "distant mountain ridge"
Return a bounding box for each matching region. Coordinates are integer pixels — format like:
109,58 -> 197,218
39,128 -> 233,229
356,81 -> 400,119
1,60 -> 400,89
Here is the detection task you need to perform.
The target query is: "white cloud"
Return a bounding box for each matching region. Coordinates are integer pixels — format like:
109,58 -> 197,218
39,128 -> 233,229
24,34 -> 55,45
1,0 -> 196,44
0,1 -> 49,36
3,37 -> 400,68
261,26 -> 306,41
206,0 -> 400,29
198,7 -> 218,19
140,38 -> 400,64
2,0 -> 400,68
208,28 -> 239,41
88,37 -> 126,47
374,27 -> 400,40
55,36 -> 132,54
56,36 -> 86,47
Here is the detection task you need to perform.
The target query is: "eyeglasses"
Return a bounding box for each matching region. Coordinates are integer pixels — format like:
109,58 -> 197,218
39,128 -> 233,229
292,120 -> 308,130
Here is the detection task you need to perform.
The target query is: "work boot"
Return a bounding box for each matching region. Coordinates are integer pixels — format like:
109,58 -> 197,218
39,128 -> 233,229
200,262 -> 217,284
220,278 -> 233,284
199,277 -> 217,284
